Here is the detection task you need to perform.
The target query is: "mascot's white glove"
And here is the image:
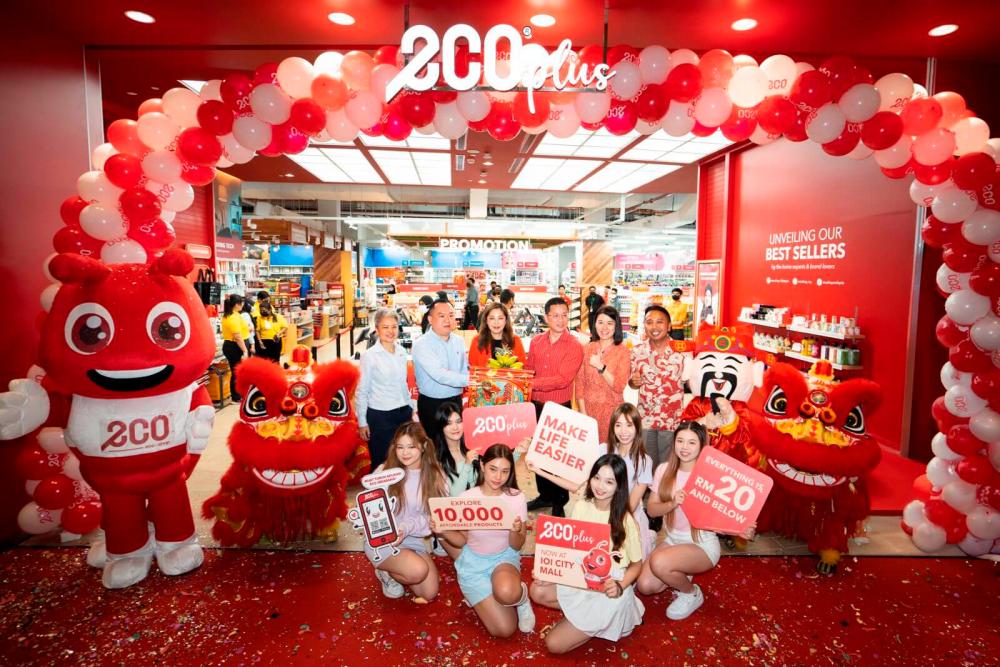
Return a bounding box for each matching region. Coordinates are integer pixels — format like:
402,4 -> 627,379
0,376 -> 50,440
185,405 -> 215,455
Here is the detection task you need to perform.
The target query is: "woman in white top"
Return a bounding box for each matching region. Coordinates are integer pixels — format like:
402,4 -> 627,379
356,308 -> 415,470
606,403 -> 655,557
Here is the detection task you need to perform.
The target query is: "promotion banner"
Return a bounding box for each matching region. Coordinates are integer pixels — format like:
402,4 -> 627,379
526,402 -> 601,487
681,447 -> 773,535
463,403 -> 537,454
532,514 -> 619,590
428,496 -> 514,531
694,260 -> 722,334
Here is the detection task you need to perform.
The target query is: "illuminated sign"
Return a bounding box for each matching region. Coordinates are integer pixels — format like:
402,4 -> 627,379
439,238 -> 532,250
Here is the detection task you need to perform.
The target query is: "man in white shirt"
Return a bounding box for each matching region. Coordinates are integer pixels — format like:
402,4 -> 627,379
412,299 -> 470,440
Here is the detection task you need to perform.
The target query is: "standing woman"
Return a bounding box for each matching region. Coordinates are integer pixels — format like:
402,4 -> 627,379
221,294 -> 249,402
468,302 -> 526,367
254,300 -> 287,363
576,306 -> 630,438
356,308 -> 415,471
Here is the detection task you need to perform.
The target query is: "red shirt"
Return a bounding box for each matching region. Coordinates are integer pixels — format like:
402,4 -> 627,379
526,330 -> 584,405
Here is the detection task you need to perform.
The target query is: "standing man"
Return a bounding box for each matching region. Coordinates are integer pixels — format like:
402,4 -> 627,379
500,288 -> 515,312
629,304 -> 686,473
585,286 -> 605,336
609,287 -> 622,312
412,299 -> 470,441
667,287 -> 688,340
558,284 -> 572,309
525,298 -> 584,517
462,278 -> 480,330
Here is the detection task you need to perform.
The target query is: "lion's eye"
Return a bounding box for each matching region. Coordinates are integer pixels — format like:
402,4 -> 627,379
765,386 -> 788,415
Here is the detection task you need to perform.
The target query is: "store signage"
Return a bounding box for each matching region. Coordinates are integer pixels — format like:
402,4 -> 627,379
462,260 -> 485,268
463,403 -> 537,455
387,24 -> 614,113
401,260 -> 426,267
185,243 -> 213,260
428,496 -> 514,531
515,261 -> 539,268
526,402 -> 600,487
761,224 -> 851,289
680,447 -> 772,535
440,238 -> 531,250
532,514 -> 616,589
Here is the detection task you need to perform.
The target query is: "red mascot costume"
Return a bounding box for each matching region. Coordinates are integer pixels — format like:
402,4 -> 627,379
202,348 -> 369,546
753,360 -> 882,574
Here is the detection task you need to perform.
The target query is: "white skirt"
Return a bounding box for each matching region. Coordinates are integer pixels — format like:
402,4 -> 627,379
634,505 -> 654,558
661,528 -> 721,567
556,583 -> 645,641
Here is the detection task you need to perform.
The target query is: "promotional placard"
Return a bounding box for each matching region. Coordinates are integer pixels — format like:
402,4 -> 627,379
347,468 -> 406,562
532,514 -> 620,590
463,403 -> 537,454
428,496 -> 514,531
526,402 -> 601,487
681,447 -> 773,535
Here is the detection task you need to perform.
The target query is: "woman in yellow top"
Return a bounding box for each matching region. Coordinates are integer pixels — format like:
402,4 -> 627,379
255,300 -> 288,363
221,294 -> 249,401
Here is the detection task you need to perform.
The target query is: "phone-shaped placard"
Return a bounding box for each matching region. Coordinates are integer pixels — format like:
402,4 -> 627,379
357,487 -> 398,548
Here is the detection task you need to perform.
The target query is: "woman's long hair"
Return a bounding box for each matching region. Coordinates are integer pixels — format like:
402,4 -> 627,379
656,420 -> 708,539
383,422 -> 446,515
606,403 -> 647,475
476,302 -> 515,354
433,401 -> 472,484
474,444 -> 519,494
584,454 -> 631,551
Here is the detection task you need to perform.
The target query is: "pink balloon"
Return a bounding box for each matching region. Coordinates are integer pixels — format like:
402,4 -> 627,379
325,109 -> 359,142
575,91 -> 612,124
345,91 -> 383,129
639,45 -> 671,84
913,128 -> 957,166
693,88 -> 732,128
17,502 -> 63,535
610,61 -> 642,100
874,135 -> 915,169
953,117 -> 990,156
370,64 -> 401,104
433,102 -> 469,140
661,100 -> 695,136
457,91 -> 491,122
547,104 -> 581,138
341,51 -> 375,91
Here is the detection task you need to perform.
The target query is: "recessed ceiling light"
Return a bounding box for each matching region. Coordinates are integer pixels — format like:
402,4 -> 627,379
124,10 -> 155,24
531,14 -> 556,28
328,12 -> 356,26
126,91 -> 138,96
928,24 -> 958,37
283,173 -> 295,177
731,18 -> 757,31
478,178 -> 487,184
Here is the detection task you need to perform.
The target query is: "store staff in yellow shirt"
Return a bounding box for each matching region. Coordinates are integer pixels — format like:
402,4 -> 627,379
256,301 -> 288,363
251,290 -> 270,352
666,288 -> 688,341
221,294 -> 250,401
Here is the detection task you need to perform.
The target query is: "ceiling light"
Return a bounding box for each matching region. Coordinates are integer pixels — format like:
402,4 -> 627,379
478,178 -> 487,184
283,173 -> 295,177
731,18 -> 757,31
124,10 -> 155,24
126,91 -> 138,96
328,12 -> 356,26
928,24 -> 958,37
483,153 -> 494,166
531,14 -> 556,28
150,86 -> 160,91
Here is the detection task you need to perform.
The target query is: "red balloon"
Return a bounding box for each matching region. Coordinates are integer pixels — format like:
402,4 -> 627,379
784,109 -> 810,142
374,45 -> 400,66
900,98 -> 943,136
578,44 -> 605,66
819,55 -> 862,100
790,70 -> 832,110
953,153 -> 996,191
485,103 -> 520,142
603,100 -> 638,136
970,260 -> 1000,297
103,153 -> 143,189
431,90 -> 458,104
177,127 -> 222,166
972,368 -> 1000,404
289,99 -> 327,135
137,98 -> 163,116
59,196 -> 87,227
950,338 -> 994,373
822,125 -> 862,156
721,107 -> 758,142
942,238 -> 986,273
861,111 -> 903,150
253,63 -> 279,86
61,500 -> 102,535
947,424 -> 988,457
978,485 -> 1000,511
975,173 -> 1000,211
924,497 -> 966,532
119,187 -> 162,222
53,227 -> 103,257
932,396 -> 970,432
196,100 -> 235,135
635,84 -> 667,123
956,455 -> 995,485
691,121 -> 716,137
881,161 -> 914,180
913,159 -> 954,185
33,474 -> 75,510
361,121 -> 385,137
664,64 -> 702,103
220,72 -> 254,111
936,315 -> 970,348
606,44 -> 639,66
913,474 -> 934,501
107,119 -> 146,156
580,120 -> 603,131
16,445 -> 63,480
382,107 -> 414,142
757,96 -> 797,135
277,122 -> 310,154
512,92 -> 550,128
399,93 -> 438,128
128,218 -> 176,250
921,215 -> 962,249
180,163 -> 216,186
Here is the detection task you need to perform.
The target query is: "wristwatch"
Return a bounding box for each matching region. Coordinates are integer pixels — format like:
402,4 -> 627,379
599,364 -> 607,374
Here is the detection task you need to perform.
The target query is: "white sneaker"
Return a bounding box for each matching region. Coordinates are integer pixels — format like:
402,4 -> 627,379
155,535 -> 204,576
375,568 -> 405,599
102,538 -> 155,589
431,538 -> 447,557
515,596 -> 536,633
666,584 -> 704,620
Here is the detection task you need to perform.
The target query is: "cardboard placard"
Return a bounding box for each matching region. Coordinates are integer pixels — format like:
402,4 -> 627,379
463,403 -> 537,454
532,514 -> 621,590
428,496 -> 514,531
681,447 -> 773,535
526,402 -> 601,487
348,467 -> 406,562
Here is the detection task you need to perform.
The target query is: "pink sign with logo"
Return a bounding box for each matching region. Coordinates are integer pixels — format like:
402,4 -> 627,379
681,447 -> 773,535
463,403 -> 537,454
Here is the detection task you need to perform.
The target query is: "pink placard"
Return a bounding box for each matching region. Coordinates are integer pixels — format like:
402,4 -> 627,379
428,496 -> 514,531
532,514 -> 620,590
463,403 -> 537,454
525,402 -> 601,487
681,446 -> 773,535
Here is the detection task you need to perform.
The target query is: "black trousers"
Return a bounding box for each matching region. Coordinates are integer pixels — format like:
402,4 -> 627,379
222,340 -> 244,401
417,394 -> 463,442
260,337 -> 282,362
462,303 -> 480,330
532,399 -> 572,510
367,405 -> 414,470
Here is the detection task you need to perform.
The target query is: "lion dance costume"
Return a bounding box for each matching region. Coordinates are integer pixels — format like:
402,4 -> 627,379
202,349 -> 369,546
753,360 -> 882,574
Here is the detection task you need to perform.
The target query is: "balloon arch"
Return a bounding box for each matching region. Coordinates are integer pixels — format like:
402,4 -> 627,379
26,42 -> 1000,553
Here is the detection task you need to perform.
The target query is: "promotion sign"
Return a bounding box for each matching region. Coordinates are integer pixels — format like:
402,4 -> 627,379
681,447 -> 773,535
526,402 -> 601,487
463,403 -> 537,454
428,496 -> 514,531
532,514 -> 619,590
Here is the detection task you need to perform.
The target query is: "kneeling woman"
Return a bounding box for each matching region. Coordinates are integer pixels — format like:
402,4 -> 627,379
435,444 -> 535,636
637,421 -> 753,619
530,454 -> 645,654
367,423 -> 447,601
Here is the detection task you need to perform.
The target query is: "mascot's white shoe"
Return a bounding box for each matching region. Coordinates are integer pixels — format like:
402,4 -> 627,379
155,534 -> 204,576
102,538 -> 154,589
86,536 -> 107,569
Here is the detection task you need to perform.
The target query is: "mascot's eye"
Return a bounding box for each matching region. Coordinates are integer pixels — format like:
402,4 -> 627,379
843,406 -> 865,435
328,389 -> 349,418
242,386 -> 268,420
764,386 -> 788,415
65,303 -> 114,355
146,302 -> 191,351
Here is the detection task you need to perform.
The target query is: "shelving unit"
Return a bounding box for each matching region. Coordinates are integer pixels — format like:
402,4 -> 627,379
738,316 -> 786,330
784,350 -> 862,371
787,324 -> 865,341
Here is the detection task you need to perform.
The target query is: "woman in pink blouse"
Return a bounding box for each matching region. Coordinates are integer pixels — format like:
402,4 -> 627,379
576,305 -> 631,439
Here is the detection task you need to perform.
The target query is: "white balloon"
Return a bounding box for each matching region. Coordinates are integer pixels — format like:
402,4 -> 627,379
146,180 -> 194,212
693,87 -> 732,127
902,500 -> 926,527
457,91 -> 490,122
136,112 -> 180,151
953,117 -> 990,156
970,408 -> 1000,442
160,210 -> 176,224
874,135 -> 913,169
575,91 -> 611,124
669,48 -> 699,67
609,61 -> 642,100
958,532 -> 994,556
971,313 -> 1000,351
17,502 -> 62,535
101,239 -> 147,265
219,132 -> 255,164
912,84 -> 929,100
967,505 -> 1000,539
250,84 -> 292,124
845,141 -> 873,160
727,66 -> 767,108
925,456 -> 957,488
141,150 -> 183,183
431,103 -> 467,141
940,361 -> 973,389
912,521 -> 948,552
216,156 -> 234,168
638,45 -> 671,84
732,54 -> 758,70
910,179 -> 950,208
942,478 -> 980,513
635,118 -> 661,135
276,56 -> 316,99
936,263 -> 971,295
546,104 -> 580,139
839,83 -> 880,123
91,142 -> 118,170
79,204 -> 128,241
931,432 -> 962,461
760,55 -> 797,97
875,72 -> 914,112
77,170 -> 123,205
25,479 -> 39,496
162,87 -> 202,128
795,61 -> 815,76
314,51 -> 344,77
62,452 -> 83,481
806,103 -> 846,144
945,384 -> 988,418
232,116 -> 272,151
661,100 -> 695,136
40,282 -> 60,312
932,188 -> 979,223
41,253 -> 57,281
38,427 -> 69,454
200,79 -> 223,102
961,208 -> 1000,246
945,289 -> 990,325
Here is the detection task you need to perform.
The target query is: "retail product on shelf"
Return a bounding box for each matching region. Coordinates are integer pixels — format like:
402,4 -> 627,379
790,338 -> 861,368
788,314 -> 864,339
753,332 -> 790,354
739,305 -> 789,328
740,304 -> 864,370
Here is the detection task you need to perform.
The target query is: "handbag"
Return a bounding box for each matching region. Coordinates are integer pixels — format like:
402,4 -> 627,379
193,267 -> 222,305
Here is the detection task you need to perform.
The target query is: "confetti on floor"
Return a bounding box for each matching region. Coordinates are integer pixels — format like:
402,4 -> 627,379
0,548 -> 996,666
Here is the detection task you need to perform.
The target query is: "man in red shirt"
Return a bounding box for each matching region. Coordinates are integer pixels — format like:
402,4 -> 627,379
526,297 -> 584,516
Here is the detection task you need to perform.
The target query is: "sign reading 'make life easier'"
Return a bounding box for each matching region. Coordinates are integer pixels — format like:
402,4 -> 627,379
525,402 -> 601,487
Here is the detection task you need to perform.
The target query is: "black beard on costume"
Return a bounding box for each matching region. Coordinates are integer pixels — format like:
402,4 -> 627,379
700,371 -> 738,401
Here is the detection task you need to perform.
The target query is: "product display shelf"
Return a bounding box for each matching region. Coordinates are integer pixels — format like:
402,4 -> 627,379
783,350 -> 862,371
786,324 -> 865,341
738,316 -> 786,330
754,343 -> 784,355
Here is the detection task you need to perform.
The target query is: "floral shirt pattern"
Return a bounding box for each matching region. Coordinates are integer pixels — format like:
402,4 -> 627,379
630,341 -> 685,431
